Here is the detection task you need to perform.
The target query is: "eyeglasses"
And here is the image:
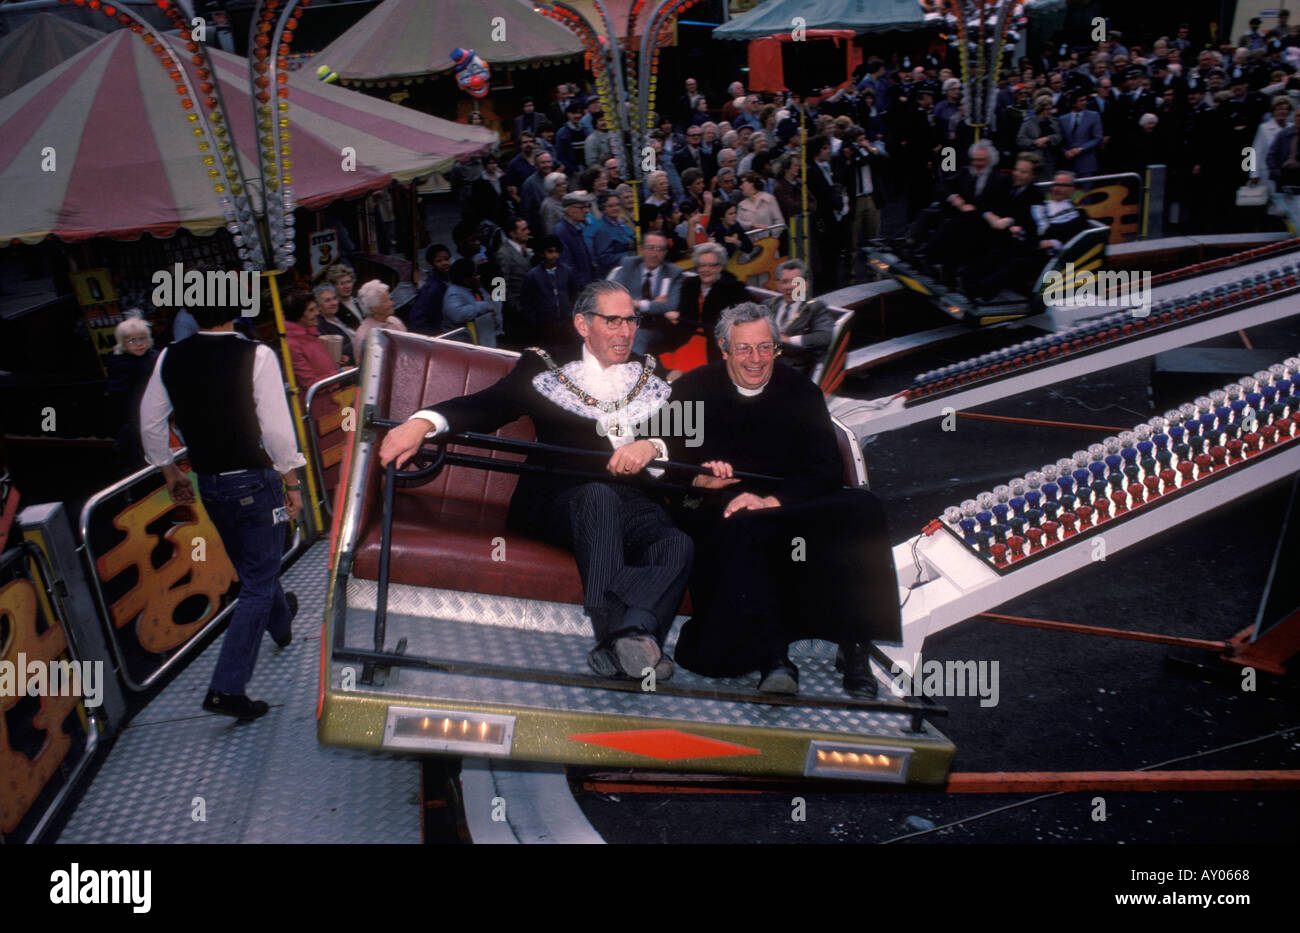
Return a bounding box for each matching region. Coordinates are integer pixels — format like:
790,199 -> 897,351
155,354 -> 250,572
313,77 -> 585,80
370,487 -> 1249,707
731,342 -> 778,357
588,312 -> 642,329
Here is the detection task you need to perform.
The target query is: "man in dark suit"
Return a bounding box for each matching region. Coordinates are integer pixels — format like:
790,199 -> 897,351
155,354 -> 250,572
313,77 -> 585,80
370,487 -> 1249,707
493,217 -> 533,345
964,153 -> 1045,298
1059,91 -> 1104,176
669,242 -> 751,365
605,231 -> 684,355
919,139 -> 1010,279
379,280 -> 691,681
554,192 -> 596,289
519,235 -> 579,345
805,134 -> 848,290
761,259 -> 834,377
672,125 -> 716,183
512,97 -> 546,142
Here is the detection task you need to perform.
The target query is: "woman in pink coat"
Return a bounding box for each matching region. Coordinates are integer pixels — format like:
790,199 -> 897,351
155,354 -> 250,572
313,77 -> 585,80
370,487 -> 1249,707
283,289 -> 340,390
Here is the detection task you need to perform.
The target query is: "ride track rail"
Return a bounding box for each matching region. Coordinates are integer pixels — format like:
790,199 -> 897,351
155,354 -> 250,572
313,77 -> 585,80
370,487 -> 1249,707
336,418 -> 949,729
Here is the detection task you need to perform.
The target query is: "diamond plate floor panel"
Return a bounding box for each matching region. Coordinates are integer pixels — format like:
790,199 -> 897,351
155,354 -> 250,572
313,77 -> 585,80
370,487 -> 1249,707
339,610 -> 929,740
58,541 -> 421,844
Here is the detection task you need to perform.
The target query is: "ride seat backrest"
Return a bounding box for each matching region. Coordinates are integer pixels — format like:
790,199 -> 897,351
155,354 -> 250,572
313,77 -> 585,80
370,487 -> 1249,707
830,417 -> 868,489
359,333 -> 533,533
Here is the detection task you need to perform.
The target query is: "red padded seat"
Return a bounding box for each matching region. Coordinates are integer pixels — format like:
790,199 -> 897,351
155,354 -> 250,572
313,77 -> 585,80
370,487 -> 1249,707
351,334 -> 589,605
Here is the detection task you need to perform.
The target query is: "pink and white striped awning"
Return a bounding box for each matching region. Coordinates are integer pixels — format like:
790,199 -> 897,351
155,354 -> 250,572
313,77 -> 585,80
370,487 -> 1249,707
0,28 -> 497,245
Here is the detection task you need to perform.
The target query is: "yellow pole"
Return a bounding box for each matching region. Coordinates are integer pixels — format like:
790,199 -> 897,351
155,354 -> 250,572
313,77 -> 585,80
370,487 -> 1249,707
266,269 -> 325,536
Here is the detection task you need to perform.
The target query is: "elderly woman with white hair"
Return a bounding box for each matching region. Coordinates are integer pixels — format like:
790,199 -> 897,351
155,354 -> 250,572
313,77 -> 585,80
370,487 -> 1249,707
538,170 -> 569,235
659,241 -> 751,375
106,315 -> 159,472
351,279 -> 407,360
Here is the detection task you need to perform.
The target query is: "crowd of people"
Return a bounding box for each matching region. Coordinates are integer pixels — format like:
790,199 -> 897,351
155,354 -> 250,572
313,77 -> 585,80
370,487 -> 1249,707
407,15 -> 1300,341
107,16 -> 1300,475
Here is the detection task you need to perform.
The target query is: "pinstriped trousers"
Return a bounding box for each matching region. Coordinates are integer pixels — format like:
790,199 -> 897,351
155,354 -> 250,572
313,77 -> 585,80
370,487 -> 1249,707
543,482 -> 693,647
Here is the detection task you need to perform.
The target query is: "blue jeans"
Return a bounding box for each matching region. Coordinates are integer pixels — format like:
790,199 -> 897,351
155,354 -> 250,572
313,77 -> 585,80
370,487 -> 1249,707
197,468 -> 290,695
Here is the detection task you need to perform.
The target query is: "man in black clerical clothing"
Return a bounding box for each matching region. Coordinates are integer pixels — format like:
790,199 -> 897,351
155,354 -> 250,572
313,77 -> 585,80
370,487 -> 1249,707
665,303 -> 901,696
378,281 -> 690,681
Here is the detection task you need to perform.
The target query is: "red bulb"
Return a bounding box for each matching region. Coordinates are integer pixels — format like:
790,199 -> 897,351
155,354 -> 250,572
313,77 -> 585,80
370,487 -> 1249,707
1026,527 -> 1044,551
1143,474 -> 1161,498
1127,482 -> 1145,504
1093,497 -> 1111,520
1007,535 -> 1026,559
1110,489 -> 1128,514
990,543 -> 1008,566
1075,504 -> 1093,528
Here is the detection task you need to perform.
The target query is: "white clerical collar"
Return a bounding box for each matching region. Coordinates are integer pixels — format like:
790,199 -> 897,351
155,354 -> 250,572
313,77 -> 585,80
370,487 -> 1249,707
733,378 -> 770,396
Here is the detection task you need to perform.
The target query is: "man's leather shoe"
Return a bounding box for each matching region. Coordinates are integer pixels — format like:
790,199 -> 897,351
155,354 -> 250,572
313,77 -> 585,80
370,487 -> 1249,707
272,592 -> 298,648
758,657 -> 799,694
202,689 -> 270,722
587,644 -> 619,677
836,643 -> 878,698
612,635 -> 661,678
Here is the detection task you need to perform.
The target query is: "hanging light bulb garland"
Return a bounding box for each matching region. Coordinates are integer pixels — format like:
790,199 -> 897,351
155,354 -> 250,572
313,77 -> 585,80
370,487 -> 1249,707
534,0 -> 705,183
60,0 -> 264,270
919,0 -> 1030,137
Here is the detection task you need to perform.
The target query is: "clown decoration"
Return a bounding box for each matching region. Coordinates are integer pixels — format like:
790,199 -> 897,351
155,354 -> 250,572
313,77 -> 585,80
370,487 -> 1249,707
450,47 -> 490,98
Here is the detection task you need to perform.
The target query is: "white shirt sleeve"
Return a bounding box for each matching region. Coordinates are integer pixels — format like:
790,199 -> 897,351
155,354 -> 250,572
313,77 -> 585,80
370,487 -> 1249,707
411,410 -> 450,437
139,348 -> 176,467
252,344 -> 308,473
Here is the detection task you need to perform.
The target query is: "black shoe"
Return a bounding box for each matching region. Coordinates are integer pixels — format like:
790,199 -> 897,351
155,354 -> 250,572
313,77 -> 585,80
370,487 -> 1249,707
202,689 -> 270,722
758,656 -> 799,694
273,592 -> 298,648
835,643 -> 878,698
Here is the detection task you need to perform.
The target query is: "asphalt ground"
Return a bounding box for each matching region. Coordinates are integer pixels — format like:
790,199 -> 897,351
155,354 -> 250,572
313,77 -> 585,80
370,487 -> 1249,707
573,301 -> 1300,847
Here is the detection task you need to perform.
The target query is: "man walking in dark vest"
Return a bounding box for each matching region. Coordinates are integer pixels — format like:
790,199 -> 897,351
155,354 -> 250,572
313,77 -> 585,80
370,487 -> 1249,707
140,297 -> 305,722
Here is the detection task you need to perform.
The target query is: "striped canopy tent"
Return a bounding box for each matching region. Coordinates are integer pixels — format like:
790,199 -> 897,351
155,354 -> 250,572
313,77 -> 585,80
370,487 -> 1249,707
0,12 -> 106,100
712,0 -> 932,38
0,28 -> 496,245
313,0 -> 586,87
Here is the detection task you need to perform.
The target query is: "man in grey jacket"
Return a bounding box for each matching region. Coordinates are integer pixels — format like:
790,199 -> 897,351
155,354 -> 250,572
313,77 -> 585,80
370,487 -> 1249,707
605,231 -> 684,355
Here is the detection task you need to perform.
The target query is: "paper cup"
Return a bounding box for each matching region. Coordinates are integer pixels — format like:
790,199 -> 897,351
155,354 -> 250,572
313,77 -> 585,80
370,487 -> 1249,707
320,333 -> 343,363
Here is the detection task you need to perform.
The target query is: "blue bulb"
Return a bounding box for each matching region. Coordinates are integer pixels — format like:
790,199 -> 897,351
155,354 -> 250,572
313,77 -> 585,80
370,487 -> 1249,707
976,510 -> 993,531
1104,454 -> 1123,474
1168,425 -> 1184,443
1057,475 -> 1075,496
1073,468 -> 1092,488
1009,496 -> 1026,517
1042,482 -> 1059,502
1121,447 -> 1138,465
1262,385 -> 1278,404
1246,392 -> 1262,411
1153,433 -> 1169,450
992,503 -> 1010,523
1088,461 -> 1106,478
1025,490 -> 1042,509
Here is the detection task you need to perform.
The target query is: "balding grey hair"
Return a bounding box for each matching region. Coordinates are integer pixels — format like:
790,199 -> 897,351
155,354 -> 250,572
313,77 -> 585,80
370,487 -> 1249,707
573,279 -> 630,319
715,301 -> 779,353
